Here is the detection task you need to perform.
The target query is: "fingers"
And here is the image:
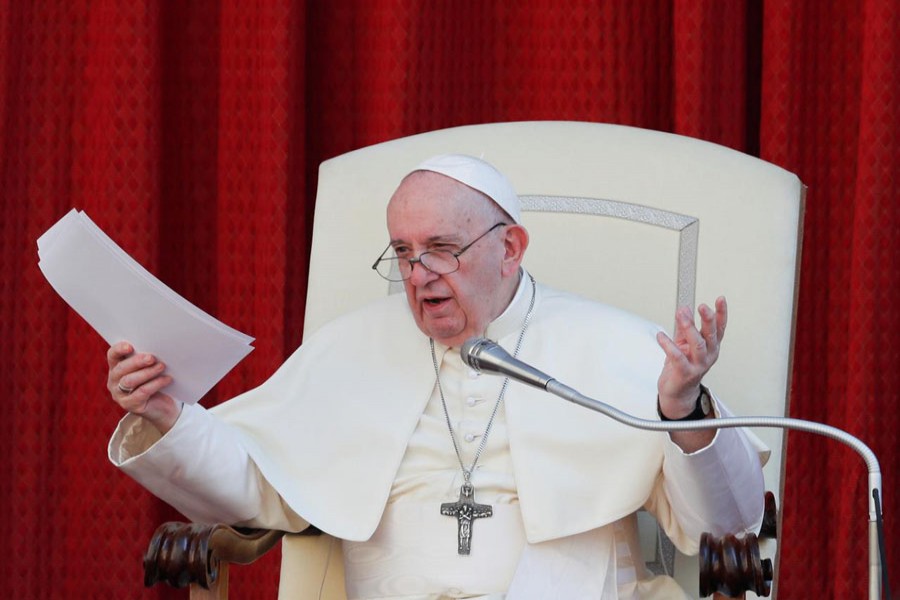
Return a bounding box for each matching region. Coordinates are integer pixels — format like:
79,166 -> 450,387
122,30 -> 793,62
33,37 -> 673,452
698,297 -> 727,351
109,355 -> 173,414
109,350 -> 153,383
107,341 -> 134,369
669,298 -> 726,369
697,304 -> 717,349
120,373 -> 174,410
107,344 -> 170,403
715,296 -> 728,341
676,306 -> 706,355
680,297 -> 727,349
116,360 -> 168,396
656,331 -> 689,368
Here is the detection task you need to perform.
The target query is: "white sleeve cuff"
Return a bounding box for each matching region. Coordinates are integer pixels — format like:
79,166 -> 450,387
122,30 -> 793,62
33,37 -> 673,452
661,397 -> 766,542
108,403 -> 263,525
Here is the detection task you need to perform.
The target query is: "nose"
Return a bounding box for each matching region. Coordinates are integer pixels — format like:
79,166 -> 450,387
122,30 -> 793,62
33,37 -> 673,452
407,258 -> 438,286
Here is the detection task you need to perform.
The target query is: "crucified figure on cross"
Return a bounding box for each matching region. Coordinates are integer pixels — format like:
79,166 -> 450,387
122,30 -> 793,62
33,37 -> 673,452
440,482 -> 493,555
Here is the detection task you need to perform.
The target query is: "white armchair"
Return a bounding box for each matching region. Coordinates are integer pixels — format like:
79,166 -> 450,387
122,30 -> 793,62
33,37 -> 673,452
146,121 -> 804,599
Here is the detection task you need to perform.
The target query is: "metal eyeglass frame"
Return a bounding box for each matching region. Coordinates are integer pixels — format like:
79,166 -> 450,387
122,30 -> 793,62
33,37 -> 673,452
371,222 -> 507,282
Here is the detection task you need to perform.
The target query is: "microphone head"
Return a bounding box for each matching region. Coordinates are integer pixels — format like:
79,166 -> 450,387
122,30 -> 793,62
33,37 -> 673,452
461,337 -> 512,373
461,336 -> 553,389
461,337 -> 490,371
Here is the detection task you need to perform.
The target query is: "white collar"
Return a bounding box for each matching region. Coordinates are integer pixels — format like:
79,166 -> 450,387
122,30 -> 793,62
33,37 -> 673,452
431,269 -> 533,360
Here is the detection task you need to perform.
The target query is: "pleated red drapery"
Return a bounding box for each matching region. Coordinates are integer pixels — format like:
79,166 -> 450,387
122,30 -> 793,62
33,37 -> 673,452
1,1 -> 896,598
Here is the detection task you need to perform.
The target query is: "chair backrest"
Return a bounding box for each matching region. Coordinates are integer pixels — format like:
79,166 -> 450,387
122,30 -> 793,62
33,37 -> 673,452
299,121 -> 804,597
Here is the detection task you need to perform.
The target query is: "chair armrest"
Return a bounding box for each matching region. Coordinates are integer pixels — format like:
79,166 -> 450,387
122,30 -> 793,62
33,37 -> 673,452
143,522 -> 286,590
698,492 -> 778,598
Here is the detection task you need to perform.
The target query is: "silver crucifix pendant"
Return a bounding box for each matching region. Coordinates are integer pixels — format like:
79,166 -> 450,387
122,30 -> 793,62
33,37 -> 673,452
440,482 -> 493,555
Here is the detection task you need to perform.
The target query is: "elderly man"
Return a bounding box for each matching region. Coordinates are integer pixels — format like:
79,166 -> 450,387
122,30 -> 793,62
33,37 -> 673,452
107,155 -> 765,599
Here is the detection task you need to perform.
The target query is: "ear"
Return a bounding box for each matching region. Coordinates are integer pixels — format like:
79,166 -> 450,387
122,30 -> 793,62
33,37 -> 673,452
500,224 -> 529,277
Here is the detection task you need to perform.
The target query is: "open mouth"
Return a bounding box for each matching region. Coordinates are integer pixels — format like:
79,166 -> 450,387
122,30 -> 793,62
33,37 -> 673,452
424,297 -> 449,307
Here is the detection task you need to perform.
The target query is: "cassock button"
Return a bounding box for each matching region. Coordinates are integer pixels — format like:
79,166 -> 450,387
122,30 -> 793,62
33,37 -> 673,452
464,433 -> 476,443
466,396 -> 479,407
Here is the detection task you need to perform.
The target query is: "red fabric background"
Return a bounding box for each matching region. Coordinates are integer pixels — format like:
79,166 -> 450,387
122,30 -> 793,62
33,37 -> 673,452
1,1 -> 896,597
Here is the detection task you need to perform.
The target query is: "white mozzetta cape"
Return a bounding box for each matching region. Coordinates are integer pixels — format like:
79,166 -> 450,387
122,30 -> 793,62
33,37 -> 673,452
199,281 -> 739,544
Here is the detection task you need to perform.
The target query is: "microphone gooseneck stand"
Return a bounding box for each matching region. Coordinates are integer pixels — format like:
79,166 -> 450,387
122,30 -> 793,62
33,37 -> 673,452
461,338 -> 887,600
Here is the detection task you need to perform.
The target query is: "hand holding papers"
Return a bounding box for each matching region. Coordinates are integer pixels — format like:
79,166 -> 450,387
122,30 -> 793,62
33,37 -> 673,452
37,209 -> 255,405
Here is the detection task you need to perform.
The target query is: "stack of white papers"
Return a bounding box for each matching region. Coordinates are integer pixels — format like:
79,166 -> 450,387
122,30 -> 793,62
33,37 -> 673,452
37,209 -> 255,405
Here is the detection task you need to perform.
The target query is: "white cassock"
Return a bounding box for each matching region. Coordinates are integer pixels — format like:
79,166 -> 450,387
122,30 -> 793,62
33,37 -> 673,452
110,272 -> 767,599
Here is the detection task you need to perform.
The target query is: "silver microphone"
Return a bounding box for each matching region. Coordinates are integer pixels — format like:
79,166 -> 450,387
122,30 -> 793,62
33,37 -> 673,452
461,337 -> 555,390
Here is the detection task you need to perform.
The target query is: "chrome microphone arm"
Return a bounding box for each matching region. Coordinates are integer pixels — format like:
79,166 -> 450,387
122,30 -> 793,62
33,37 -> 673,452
544,379 -> 884,600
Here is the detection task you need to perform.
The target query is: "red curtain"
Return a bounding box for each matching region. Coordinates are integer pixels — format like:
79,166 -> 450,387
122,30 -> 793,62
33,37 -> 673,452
1,1 -> 896,597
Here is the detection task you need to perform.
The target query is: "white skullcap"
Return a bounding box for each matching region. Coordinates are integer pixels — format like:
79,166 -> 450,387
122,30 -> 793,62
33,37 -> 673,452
412,154 -> 522,224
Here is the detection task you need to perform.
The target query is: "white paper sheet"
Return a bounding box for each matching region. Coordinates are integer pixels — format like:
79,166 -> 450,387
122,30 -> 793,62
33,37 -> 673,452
37,209 -> 255,405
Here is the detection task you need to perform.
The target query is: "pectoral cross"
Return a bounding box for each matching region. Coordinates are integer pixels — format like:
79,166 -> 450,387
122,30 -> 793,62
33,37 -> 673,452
440,482 -> 492,555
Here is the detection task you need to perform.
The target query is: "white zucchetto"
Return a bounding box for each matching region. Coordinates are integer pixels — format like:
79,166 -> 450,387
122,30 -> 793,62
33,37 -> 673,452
413,154 -> 522,224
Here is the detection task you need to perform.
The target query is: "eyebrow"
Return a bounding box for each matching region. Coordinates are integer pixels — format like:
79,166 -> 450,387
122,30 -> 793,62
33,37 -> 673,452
389,233 -> 463,247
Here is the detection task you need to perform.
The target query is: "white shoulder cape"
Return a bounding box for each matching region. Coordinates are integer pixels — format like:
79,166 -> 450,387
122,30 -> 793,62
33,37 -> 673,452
211,283 -> 670,544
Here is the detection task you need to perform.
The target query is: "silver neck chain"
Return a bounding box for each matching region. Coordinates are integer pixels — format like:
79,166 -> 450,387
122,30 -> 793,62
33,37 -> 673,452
429,274 -> 537,485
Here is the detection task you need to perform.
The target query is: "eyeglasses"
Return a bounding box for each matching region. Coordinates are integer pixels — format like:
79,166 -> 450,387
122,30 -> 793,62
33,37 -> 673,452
372,222 -> 507,282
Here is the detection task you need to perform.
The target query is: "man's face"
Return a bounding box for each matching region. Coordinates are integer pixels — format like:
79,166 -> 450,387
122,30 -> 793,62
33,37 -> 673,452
386,171 -> 516,348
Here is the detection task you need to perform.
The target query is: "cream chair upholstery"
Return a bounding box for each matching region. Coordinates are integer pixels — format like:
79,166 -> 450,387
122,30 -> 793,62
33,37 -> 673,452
283,121 -> 804,599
